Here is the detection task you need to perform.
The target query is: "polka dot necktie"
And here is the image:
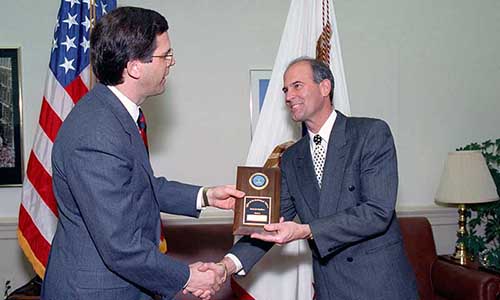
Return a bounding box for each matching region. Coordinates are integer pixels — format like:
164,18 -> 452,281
137,108 -> 167,253
313,134 -> 326,188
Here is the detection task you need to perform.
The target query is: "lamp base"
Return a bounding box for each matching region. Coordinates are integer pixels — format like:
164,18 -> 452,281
451,248 -> 468,265
451,204 -> 469,265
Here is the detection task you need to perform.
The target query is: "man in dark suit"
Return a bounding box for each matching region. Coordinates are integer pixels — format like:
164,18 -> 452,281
41,7 -> 243,300
208,57 -> 418,299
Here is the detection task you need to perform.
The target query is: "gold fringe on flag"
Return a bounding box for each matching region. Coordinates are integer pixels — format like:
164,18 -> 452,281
17,229 -> 46,278
316,0 -> 332,65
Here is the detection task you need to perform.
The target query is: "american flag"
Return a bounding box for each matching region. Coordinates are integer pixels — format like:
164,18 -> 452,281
17,0 -> 116,278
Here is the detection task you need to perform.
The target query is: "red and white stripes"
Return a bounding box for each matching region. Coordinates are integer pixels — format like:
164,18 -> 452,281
18,66 -> 90,278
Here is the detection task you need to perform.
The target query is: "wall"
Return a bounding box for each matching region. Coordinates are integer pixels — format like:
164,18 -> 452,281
335,0 -> 500,208
1,0 -> 499,292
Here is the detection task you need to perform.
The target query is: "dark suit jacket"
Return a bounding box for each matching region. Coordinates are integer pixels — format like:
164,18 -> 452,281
230,112 -> 418,300
41,84 -> 200,300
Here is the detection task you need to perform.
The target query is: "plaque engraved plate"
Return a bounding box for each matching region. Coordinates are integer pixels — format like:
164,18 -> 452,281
243,196 -> 271,225
233,166 -> 280,235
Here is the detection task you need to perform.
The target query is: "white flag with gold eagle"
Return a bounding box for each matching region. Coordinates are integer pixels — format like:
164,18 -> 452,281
233,0 -> 350,299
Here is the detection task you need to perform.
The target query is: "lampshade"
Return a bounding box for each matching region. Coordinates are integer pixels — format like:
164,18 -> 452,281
435,150 -> 499,204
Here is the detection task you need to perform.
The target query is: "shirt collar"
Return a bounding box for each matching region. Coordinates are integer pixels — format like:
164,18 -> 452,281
308,110 -> 337,146
108,85 -> 140,125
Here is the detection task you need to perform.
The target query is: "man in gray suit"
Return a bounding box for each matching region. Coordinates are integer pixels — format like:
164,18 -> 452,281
41,7 -> 243,300
206,57 -> 418,299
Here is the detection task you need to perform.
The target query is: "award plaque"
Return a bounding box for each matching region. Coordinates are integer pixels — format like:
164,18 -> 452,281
233,166 -> 280,235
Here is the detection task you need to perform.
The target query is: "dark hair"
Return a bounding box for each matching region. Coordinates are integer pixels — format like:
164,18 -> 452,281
287,57 -> 335,104
90,7 -> 169,85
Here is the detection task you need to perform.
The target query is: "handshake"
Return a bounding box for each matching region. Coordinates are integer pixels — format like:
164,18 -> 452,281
183,258 -> 235,300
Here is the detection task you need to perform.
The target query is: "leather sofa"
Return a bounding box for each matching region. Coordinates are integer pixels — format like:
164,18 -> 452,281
165,217 -> 500,300
399,217 -> 500,300
8,217 -> 499,299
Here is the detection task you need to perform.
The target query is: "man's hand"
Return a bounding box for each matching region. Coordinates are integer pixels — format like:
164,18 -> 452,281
197,262 -> 227,283
183,262 -> 222,300
198,257 -> 238,280
250,217 -> 311,245
206,185 -> 244,210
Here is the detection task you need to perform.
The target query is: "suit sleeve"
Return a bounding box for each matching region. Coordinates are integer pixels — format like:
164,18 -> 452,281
228,166 -> 298,273
152,176 -> 201,216
64,130 -> 190,298
309,120 -> 399,259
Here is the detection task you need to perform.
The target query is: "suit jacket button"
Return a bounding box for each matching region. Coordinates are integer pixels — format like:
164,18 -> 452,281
348,185 -> 355,191
347,257 -> 353,262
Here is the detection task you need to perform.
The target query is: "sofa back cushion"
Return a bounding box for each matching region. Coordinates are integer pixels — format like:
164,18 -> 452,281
165,223 -> 235,300
399,217 -> 438,300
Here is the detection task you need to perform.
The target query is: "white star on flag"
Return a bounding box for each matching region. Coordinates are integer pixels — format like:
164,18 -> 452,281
54,18 -> 60,32
65,0 -> 80,8
63,12 -> 78,29
82,0 -> 96,8
61,35 -> 77,52
82,16 -> 92,32
80,37 -> 90,53
59,57 -> 75,74
101,1 -> 108,14
52,38 -> 58,52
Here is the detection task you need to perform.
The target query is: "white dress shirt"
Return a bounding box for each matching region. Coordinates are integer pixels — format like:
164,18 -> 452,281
307,110 -> 337,157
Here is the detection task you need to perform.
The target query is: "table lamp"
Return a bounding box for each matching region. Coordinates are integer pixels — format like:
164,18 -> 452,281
435,150 -> 499,264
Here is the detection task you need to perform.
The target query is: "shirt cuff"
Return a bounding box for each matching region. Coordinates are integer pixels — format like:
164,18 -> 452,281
183,267 -> 192,289
225,253 -> 245,276
196,188 -> 205,210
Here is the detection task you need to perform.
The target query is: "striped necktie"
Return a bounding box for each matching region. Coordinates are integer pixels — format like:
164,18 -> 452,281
137,108 -> 167,253
137,108 -> 149,153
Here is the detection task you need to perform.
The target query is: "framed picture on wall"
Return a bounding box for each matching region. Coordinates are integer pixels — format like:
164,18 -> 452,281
249,69 -> 272,139
0,48 -> 23,186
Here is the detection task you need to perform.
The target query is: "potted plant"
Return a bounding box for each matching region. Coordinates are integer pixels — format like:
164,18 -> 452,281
457,139 -> 500,270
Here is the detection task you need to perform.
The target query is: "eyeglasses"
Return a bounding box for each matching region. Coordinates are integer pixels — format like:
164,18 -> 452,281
148,49 -> 174,65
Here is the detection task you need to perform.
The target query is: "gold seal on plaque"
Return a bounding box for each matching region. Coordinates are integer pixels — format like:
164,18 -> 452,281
233,166 -> 280,235
248,172 -> 269,190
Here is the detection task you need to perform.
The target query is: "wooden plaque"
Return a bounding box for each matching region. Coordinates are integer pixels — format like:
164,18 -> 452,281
233,166 -> 280,235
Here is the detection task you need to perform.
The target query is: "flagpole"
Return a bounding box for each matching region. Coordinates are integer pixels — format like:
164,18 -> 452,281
89,0 -> 96,89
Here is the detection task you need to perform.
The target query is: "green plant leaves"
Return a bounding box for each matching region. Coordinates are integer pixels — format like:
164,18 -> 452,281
457,138 -> 500,270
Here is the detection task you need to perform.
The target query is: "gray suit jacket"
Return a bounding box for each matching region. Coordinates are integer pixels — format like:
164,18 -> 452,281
230,112 -> 418,300
42,83 -> 200,300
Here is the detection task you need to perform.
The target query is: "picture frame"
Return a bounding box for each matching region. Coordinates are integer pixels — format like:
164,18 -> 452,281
249,69 -> 272,139
0,48 -> 23,186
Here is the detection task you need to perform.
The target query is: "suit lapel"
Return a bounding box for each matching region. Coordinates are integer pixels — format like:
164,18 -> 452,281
294,137 -> 321,215
318,112 -> 349,216
93,84 -> 152,173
